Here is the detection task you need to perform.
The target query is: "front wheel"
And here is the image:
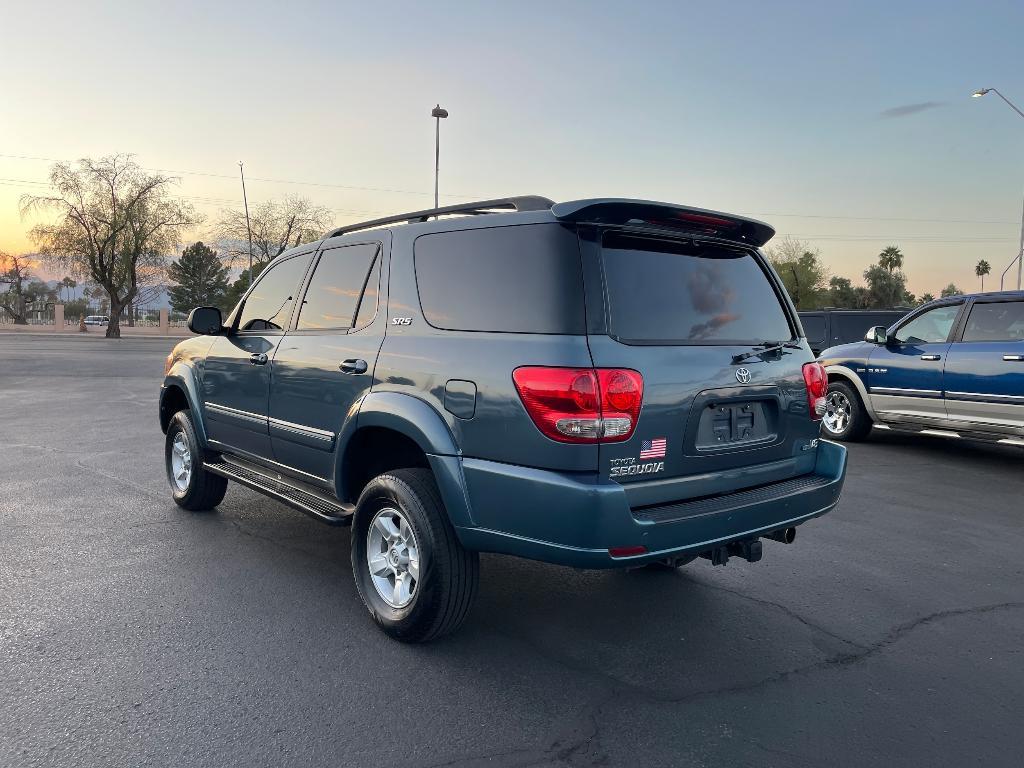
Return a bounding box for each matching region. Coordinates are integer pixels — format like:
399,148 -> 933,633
821,380 -> 872,442
165,410 -> 228,510
351,468 -> 479,643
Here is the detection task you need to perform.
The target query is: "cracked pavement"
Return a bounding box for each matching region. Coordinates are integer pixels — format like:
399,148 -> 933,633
1,334 -> 1023,767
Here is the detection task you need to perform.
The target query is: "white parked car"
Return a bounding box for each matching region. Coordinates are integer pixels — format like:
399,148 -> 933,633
83,315 -> 109,326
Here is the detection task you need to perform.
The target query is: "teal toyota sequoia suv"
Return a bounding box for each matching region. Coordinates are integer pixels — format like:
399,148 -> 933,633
159,197 -> 848,642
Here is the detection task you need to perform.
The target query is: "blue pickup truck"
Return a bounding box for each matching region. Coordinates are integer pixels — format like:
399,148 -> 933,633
818,291 -> 1024,444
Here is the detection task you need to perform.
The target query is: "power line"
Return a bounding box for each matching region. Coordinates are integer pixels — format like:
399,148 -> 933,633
3,152 -> 1022,227
0,153 -> 477,199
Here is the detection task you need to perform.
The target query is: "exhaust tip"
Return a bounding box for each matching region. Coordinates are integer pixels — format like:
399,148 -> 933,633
770,527 -> 797,544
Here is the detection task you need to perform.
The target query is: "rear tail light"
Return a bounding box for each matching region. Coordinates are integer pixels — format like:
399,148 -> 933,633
512,367 -> 644,443
802,362 -> 828,421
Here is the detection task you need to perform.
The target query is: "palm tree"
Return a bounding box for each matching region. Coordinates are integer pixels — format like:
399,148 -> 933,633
879,246 -> 904,273
975,260 -> 991,292
60,276 -> 76,302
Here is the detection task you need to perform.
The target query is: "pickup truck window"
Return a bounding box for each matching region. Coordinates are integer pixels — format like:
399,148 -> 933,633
962,300 -> 1024,342
893,304 -> 960,344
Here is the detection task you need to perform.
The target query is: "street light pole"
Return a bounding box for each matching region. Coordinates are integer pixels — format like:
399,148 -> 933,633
973,88 -> 1024,289
431,104 -> 448,210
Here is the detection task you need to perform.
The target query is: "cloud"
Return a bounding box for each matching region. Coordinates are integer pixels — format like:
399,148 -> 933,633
878,101 -> 946,119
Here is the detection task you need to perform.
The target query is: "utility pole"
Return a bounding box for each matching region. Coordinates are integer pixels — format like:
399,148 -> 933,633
973,88 -> 1024,289
431,104 -> 448,210
239,161 -> 254,287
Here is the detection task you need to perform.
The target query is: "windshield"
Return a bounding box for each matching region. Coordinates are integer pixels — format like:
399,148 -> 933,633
600,232 -> 794,344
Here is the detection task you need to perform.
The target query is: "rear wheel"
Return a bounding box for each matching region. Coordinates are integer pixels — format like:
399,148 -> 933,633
165,410 -> 228,510
351,468 -> 479,643
822,380 -> 872,442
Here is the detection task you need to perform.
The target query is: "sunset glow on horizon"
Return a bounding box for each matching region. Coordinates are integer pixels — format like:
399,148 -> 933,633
2,0 -> 1022,295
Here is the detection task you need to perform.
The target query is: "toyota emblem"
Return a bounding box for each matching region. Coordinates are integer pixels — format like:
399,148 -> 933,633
735,367 -> 751,384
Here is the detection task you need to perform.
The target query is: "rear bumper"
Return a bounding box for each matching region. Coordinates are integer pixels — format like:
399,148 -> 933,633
454,440 -> 847,568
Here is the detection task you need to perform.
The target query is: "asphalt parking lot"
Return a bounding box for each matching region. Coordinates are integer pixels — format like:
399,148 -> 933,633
1,333 -> 1022,768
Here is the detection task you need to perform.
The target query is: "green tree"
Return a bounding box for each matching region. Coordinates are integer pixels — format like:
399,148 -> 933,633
975,259 -> 991,291
878,245 -> 904,273
63,297 -> 89,321
21,155 -> 199,338
827,276 -> 858,308
765,237 -> 830,309
59,276 -> 77,302
863,264 -> 912,308
940,283 -> 962,298
222,262 -> 268,315
167,242 -> 230,314
918,292 -> 935,305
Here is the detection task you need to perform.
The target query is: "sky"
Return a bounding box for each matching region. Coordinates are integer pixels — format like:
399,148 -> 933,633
1,0 -> 1023,297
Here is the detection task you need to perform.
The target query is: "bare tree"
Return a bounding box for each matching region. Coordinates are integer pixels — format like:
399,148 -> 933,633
216,194 -> 331,268
20,155 -> 198,338
0,252 -> 34,324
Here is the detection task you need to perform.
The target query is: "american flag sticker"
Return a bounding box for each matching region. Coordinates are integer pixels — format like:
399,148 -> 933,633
639,437 -> 667,459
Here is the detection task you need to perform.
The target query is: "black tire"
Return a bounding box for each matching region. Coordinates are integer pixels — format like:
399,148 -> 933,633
822,380 -> 872,442
351,468 -> 479,643
165,410 -> 228,510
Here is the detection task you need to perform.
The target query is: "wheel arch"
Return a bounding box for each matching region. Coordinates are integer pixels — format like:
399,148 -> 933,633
824,364 -> 877,420
160,366 -> 209,448
337,392 -> 473,528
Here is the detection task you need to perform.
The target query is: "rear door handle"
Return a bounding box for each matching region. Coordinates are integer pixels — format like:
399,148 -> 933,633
340,358 -> 368,374
1004,354 -> 1024,361
920,354 -> 941,361
249,352 -> 268,365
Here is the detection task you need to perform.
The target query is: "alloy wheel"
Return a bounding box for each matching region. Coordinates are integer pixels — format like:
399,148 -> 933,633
366,507 -> 421,609
823,390 -> 851,435
170,431 -> 192,491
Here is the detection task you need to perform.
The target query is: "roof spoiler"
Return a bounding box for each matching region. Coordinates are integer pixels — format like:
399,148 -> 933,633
551,199 -> 775,247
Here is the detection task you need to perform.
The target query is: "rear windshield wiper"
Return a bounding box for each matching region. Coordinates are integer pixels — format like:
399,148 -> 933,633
731,341 -> 801,364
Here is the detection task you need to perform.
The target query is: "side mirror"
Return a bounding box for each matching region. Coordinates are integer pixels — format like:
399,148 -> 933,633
865,325 -> 888,345
187,306 -> 223,335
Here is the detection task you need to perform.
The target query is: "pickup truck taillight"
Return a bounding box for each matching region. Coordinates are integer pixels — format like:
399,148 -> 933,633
512,367 -> 643,443
802,362 -> 828,421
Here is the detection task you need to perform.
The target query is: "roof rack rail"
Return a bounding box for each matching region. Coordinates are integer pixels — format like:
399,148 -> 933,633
324,195 -> 555,239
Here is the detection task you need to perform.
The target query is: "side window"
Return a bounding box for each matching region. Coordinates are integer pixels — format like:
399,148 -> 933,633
414,223 -> 585,334
353,255 -> 382,330
237,253 -> 312,332
962,301 -> 1024,342
893,304 -> 961,345
296,244 -> 379,331
800,315 -> 826,344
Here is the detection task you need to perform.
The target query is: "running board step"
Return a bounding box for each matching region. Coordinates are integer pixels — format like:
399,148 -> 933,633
204,456 -> 353,526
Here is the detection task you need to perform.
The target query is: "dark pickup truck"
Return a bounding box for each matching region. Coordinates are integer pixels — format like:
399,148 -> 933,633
800,309 -> 910,355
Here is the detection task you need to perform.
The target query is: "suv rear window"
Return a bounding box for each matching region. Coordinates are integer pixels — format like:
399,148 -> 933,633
414,223 -> 584,334
601,233 -> 793,344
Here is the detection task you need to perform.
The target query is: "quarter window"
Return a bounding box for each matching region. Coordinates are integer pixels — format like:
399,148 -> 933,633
297,244 -> 380,331
893,304 -> 960,344
236,253 -> 313,332
962,301 -> 1024,342
414,224 -> 585,334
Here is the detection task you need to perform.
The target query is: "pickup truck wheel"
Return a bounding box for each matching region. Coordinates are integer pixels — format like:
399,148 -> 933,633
165,410 -> 228,510
822,381 -> 872,442
351,468 -> 479,643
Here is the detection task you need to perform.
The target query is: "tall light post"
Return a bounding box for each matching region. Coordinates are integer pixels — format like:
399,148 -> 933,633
431,104 -> 448,210
973,88 -> 1024,289
238,161 -> 254,287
